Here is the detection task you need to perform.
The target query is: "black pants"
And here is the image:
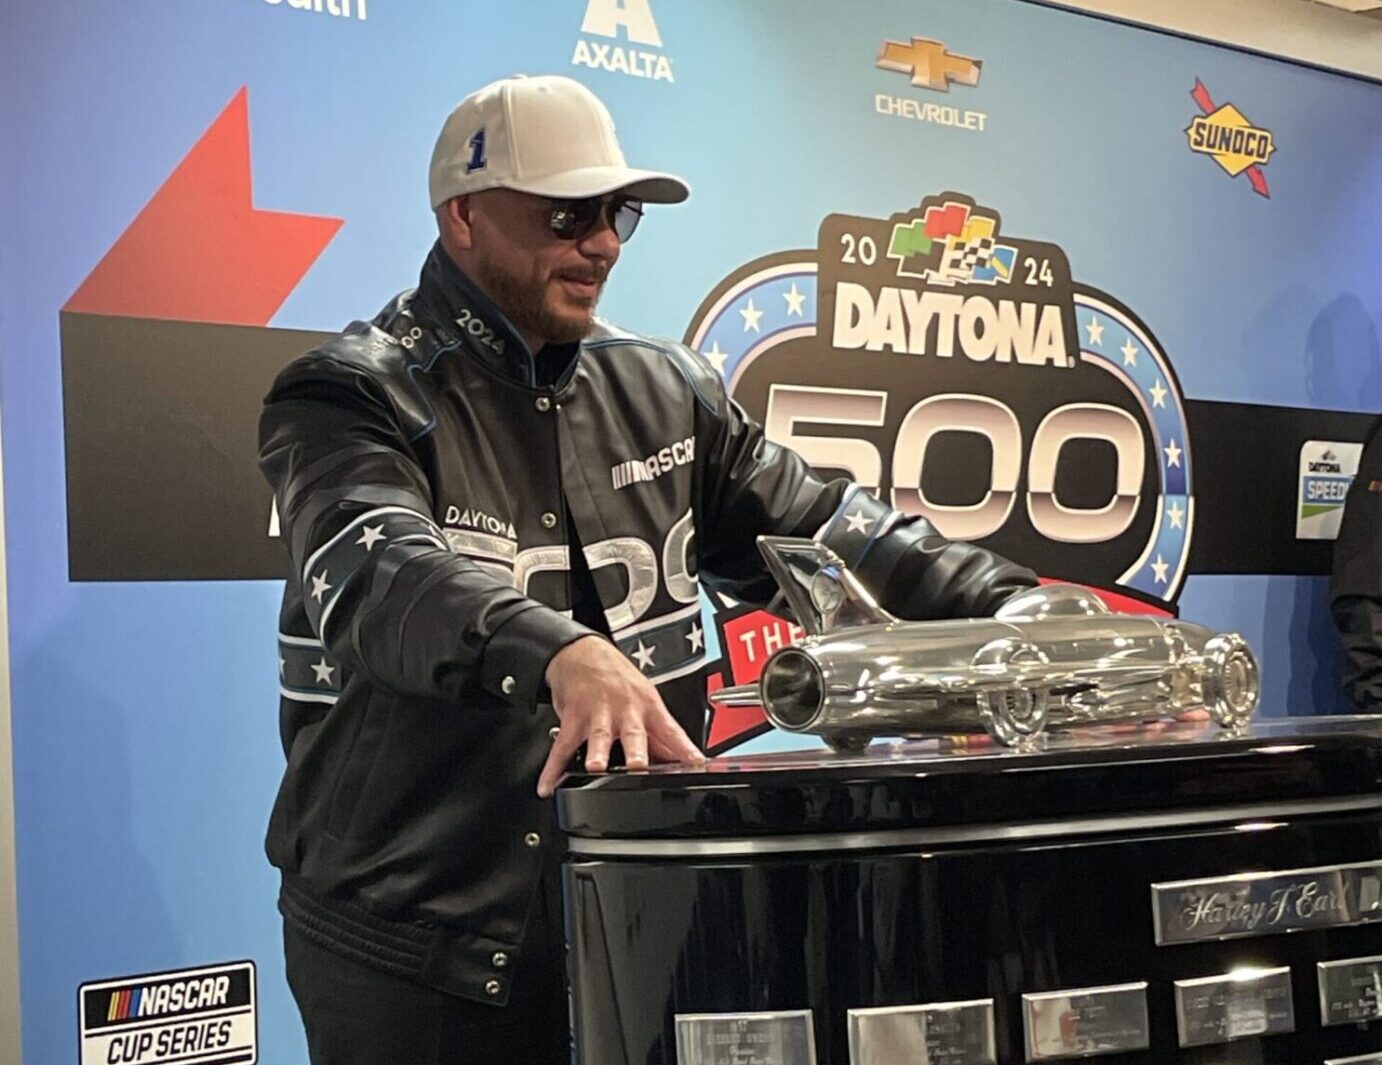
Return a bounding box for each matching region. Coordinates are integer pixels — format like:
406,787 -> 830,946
284,923 -> 571,1065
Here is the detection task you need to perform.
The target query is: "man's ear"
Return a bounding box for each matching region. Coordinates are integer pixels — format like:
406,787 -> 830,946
437,195 -> 475,250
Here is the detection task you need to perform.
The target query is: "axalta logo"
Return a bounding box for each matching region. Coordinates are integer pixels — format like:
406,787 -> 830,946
1186,79 -> 1275,198
874,35 -> 987,132
573,0 -> 674,83
611,435 -> 695,489
248,0 -> 366,21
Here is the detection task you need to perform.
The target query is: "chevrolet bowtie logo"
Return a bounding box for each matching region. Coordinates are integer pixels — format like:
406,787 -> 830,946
876,37 -> 982,92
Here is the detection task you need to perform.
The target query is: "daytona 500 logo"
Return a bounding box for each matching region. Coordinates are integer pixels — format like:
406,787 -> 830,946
685,192 -> 1192,610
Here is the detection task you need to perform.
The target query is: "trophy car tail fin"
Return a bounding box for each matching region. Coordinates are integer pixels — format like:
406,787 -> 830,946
756,536 -> 896,635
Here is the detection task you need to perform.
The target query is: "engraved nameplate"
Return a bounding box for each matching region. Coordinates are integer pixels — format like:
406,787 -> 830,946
1151,861 -> 1382,944
1022,982 -> 1149,1061
1319,954 -> 1382,1026
847,999 -> 995,1065
1173,966 -> 1294,1046
675,1010 -> 816,1065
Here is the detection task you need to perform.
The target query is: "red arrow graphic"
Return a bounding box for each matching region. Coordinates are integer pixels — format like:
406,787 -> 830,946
66,87 -> 342,325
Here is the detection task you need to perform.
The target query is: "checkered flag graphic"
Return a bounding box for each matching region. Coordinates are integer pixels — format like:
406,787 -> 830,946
936,235 -> 994,283
958,236 -> 996,273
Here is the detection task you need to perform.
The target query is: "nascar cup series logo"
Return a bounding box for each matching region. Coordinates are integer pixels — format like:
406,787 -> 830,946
79,961 -> 257,1065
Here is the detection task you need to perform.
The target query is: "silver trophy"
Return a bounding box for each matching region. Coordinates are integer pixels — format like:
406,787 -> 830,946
710,537 -> 1260,751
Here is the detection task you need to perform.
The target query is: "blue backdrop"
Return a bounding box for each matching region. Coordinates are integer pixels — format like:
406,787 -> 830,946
2,0 -> 1381,1060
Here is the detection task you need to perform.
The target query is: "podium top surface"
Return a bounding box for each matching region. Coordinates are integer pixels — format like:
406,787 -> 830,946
557,715 -> 1382,852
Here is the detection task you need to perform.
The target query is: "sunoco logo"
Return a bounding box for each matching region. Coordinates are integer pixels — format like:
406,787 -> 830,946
1186,79 -> 1275,198
79,961 -> 256,1065
686,191 -> 1191,750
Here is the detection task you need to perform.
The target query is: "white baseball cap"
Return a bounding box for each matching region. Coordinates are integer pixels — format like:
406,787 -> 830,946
428,74 -> 690,209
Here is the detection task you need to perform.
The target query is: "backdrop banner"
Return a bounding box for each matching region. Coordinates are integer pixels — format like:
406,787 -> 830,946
2,0 -> 1380,1060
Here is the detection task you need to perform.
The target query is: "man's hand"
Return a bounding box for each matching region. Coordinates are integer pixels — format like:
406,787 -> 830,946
537,635 -> 705,797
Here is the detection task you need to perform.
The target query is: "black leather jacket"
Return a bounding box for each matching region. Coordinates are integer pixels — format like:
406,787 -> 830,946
260,244 -> 1037,1004
1331,418 -> 1382,711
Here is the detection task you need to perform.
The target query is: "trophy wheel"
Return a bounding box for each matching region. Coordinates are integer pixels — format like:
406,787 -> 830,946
825,732 -> 871,754
1202,634 -> 1260,728
980,686 -> 1049,747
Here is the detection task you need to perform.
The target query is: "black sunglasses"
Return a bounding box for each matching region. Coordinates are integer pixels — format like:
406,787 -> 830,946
546,195 -> 644,243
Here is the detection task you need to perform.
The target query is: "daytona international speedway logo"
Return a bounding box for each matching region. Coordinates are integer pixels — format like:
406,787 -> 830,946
684,192 -> 1192,750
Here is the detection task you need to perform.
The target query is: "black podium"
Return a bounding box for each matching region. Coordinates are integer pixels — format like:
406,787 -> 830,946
559,716 -> 1382,1065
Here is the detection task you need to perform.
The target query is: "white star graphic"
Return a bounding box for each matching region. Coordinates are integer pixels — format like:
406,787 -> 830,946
356,524 -> 386,551
845,509 -> 872,535
1149,379 -> 1168,408
279,655 -> 286,678
1150,555 -> 1169,584
310,571 -> 332,602
704,341 -> 728,374
1167,500 -> 1185,529
1085,315 -> 1105,346
686,622 -> 704,654
783,283 -> 806,317
632,640 -> 656,671
311,658 -> 336,685
1121,338 -> 1139,366
1164,439 -> 1182,468
739,299 -> 764,333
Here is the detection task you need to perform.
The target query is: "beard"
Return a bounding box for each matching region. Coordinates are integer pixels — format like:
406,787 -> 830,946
472,256 -> 605,348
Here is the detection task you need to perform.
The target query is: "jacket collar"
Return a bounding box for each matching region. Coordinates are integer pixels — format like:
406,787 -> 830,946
412,242 -> 580,390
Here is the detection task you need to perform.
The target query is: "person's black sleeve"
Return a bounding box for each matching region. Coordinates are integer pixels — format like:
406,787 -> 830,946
1330,425 -> 1382,712
690,360 -> 1037,618
260,355 -> 593,707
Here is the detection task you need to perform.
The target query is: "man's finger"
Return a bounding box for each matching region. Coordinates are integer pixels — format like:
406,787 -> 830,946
621,724 -> 649,772
537,719 -> 587,797
649,711 -> 705,765
583,721 -> 614,774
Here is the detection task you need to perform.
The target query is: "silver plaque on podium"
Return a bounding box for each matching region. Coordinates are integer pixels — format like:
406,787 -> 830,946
1022,982 -> 1150,1060
1173,965 -> 1294,1046
1319,954 -> 1382,1026
847,999 -> 995,1065
675,1010 -> 816,1065
1151,861 -> 1382,944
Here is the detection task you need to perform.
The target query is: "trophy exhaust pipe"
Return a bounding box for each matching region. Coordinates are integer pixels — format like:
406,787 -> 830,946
760,648 -> 826,730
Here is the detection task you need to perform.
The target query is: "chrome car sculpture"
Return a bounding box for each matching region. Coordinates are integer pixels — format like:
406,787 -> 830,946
710,537 -> 1261,751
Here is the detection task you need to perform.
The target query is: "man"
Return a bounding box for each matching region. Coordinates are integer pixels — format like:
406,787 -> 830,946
260,73 -> 1037,1065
